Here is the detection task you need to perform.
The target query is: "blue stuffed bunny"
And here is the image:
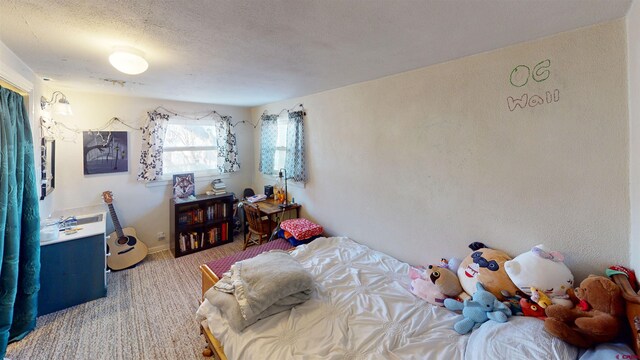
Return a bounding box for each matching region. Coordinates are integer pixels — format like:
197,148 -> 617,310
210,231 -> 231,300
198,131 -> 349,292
444,282 -> 512,334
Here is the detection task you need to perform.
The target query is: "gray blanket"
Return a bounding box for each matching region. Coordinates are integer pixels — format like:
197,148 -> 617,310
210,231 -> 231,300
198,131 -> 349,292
205,250 -> 313,331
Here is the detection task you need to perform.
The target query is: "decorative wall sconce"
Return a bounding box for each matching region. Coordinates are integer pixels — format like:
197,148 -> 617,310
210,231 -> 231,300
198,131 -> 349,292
41,91 -> 73,116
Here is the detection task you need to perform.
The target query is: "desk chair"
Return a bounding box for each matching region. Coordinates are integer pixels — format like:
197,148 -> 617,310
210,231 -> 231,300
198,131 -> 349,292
241,188 -> 256,236
243,203 -> 273,250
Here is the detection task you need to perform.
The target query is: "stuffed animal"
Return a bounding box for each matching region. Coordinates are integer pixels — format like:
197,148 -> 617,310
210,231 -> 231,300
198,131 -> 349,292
544,275 -> 626,348
530,287 -> 553,309
520,298 -> 547,319
425,264 -> 469,301
457,242 -> 519,301
500,290 -> 525,316
504,244 -> 574,307
444,283 -> 512,334
409,266 -> 448,306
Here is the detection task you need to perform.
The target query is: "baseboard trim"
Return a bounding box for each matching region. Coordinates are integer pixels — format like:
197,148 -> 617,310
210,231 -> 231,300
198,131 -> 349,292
148,244 -> 169,254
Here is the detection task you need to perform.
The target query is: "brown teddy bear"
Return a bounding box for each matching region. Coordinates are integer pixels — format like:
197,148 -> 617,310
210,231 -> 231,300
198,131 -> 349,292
544,275 -> 625,348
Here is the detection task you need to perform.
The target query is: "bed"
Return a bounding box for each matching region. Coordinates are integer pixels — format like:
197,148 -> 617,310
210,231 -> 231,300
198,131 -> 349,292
196,237 -> 638,359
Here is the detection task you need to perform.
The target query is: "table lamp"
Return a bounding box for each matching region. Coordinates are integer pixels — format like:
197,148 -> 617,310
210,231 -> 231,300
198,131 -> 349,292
278,168 -> 288,208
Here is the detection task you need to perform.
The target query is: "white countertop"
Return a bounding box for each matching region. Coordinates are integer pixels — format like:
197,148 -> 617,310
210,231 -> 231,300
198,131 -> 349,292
40,211 -> 107,246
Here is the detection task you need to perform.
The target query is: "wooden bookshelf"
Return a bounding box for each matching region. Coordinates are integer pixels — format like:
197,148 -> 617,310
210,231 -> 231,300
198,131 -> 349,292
170,193 -> 235,258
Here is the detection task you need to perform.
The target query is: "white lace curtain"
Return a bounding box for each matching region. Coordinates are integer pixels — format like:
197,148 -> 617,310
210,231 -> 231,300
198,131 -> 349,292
137,110 -> 240,182
215,115 -> 240,173
137,110 -> 170,182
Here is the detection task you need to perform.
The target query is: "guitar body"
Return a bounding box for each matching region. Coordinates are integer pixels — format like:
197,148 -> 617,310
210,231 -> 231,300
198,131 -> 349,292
102,191 -> 149,271
106,227 -> 148,270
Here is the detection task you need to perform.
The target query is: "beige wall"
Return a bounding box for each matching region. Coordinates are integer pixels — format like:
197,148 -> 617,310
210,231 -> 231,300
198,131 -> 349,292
46,90 -> 254,251
628,5 -> 640,275
252,20 -> 630,282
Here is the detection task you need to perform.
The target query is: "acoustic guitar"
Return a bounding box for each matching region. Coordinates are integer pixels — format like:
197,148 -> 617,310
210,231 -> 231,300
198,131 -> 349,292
102,191 -> 148,270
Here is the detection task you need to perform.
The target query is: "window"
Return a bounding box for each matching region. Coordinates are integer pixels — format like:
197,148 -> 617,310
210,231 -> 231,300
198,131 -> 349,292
273,114 -> 288,172
162,119 -> 218,175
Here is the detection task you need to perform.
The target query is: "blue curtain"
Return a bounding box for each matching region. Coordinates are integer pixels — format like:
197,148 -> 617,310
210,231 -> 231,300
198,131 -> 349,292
285,110 -> 307,183
0,86 -> 40,357
259,114 -> 278,176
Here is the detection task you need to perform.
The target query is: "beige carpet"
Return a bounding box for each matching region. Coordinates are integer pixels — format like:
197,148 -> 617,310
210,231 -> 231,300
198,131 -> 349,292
6,235 -> 244,360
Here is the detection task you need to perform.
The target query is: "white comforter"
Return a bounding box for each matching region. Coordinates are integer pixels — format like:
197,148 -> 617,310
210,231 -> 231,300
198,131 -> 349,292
198,237 -> 466,359
196,237 -> 634,360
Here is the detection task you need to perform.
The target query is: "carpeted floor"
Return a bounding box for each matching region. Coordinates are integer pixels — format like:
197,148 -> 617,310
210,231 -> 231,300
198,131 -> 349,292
6,235 -> 244,360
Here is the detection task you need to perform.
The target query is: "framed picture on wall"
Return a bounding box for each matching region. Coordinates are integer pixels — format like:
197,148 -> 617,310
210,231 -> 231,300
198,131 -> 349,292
173,173 -> 195,199
83,131 -> 128,175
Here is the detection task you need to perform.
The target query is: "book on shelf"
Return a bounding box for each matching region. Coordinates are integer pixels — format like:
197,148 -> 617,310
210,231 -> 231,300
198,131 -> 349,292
177,208 -> 205,225
179,233 -> 187,252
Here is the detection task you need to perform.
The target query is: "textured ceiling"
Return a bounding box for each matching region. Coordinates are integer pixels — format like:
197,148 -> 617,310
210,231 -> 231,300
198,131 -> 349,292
0,0 -> 632,106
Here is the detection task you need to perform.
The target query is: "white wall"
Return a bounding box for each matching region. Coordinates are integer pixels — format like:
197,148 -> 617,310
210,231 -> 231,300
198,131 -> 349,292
627,5 -> 640,277
252,20 -> 630,282
46,90 -> 253,251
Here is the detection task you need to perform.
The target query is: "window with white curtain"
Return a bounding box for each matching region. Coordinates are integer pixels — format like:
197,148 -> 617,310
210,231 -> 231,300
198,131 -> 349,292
273,113 -> 288,172
162,118 -> 218,176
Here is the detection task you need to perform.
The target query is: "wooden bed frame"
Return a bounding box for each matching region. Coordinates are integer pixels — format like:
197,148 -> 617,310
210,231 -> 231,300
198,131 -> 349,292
199,263 -> 228,359
198,257 -> 640,358
198,238 -> 296,358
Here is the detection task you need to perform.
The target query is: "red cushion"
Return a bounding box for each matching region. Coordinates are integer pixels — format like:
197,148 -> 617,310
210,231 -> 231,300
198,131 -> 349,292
280,218 -> 323,241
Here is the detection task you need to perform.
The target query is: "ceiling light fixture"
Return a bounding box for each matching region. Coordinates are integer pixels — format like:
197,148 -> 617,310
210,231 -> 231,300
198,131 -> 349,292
41,91 -> 73,116
109,46 -> 149,75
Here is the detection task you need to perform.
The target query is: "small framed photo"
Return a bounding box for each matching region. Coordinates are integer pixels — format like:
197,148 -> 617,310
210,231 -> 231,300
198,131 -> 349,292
173,173 -> 195,199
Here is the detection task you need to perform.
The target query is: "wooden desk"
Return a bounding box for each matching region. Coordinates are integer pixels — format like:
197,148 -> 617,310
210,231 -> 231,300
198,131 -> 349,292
244,198 -> 301,237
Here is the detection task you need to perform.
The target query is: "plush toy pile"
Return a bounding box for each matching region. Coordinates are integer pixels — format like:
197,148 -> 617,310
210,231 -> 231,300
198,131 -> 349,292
407,242 -> 629,346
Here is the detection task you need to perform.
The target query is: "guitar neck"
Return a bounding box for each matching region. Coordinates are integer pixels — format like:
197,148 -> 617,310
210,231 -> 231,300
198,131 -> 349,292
107,203 -> 125,238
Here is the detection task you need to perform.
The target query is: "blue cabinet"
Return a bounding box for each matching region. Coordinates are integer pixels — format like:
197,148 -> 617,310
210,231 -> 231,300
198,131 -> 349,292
38,233 -> 107,316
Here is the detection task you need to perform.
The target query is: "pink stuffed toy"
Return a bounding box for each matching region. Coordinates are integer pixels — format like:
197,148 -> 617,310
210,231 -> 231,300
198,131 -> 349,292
409,266 -> 447,306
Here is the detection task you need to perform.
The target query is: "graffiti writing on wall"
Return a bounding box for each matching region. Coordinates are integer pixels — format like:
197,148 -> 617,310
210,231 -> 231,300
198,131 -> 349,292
507,59 -> 559,111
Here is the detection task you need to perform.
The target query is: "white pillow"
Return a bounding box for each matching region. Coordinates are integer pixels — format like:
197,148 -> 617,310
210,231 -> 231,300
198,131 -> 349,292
465,316 -> 578,360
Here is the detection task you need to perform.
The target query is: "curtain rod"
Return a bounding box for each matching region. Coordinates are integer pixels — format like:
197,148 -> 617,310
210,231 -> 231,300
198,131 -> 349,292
261,103 -> 305,117
152,106 -> 230,121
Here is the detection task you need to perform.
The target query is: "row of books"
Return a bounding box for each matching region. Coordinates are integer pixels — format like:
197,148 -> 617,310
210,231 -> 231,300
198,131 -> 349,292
178,223 -> 229,253
177,204 -> 228,225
